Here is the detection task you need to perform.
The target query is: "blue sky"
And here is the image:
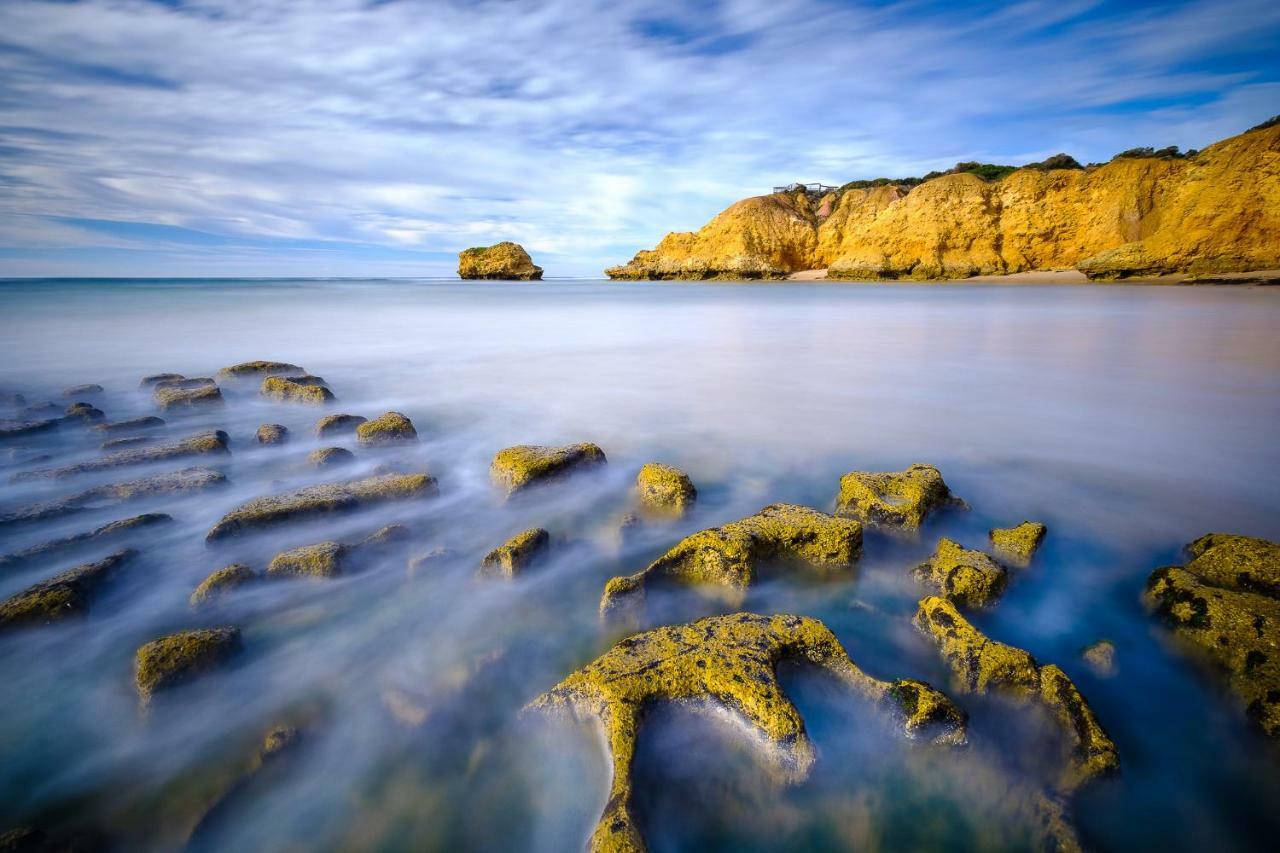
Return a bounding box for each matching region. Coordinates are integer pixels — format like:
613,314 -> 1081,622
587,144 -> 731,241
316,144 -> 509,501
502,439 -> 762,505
1,0 -> 1277,278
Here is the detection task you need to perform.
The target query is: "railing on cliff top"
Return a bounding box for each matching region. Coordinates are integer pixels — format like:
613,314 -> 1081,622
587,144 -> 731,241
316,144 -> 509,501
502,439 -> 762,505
772,182 -> 839,194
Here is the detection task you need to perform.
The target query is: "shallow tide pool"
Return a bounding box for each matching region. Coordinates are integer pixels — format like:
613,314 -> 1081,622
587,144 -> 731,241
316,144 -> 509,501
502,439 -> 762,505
1,278 -> 1278,851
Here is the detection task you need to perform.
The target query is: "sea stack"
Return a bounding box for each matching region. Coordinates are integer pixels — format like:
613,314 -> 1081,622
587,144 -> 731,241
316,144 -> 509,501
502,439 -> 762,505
458,242 -> 544,280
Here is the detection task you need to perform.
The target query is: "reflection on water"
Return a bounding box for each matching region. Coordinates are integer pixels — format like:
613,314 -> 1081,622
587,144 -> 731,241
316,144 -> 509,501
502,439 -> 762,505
0,278 -> 1278,851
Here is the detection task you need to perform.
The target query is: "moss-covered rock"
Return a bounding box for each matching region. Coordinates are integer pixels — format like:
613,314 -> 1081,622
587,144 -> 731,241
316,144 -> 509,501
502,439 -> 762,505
834,463 -> 964,532
636,462 -> 696,518
527,612 -> 966,853
0,418 -> 59,440
601,504 -> 862,621
135,627 -> 241,703
307,447 -> 354,469
912,538 -> 1008,608
215,361 -> 305,383
190,563 -> 258,607
989,522 -> 1048,567
355,411 -> 417,446
266,525 -> 410,579
140,373 -> 184,387
92,415 -> 165,435
256,423 -> 288,445
1,467 -> 226,528
914,595 -> 1119,792
0,550 -> 135,629
1144,533 -> 1280,737
490,442 -> 607,498
154,383 -> 224,411
458,242 -> 544,280
12,430 -> 229,481
1081,640 -> 1116,677
100,436 -> 154,450
62,383 -> 103,398
315,413 -> 367,438
479,528 -> 549,578
260,375 -> 334,405
205,472 -> 435,541
0,513 -> 170,571
62,402 -> 105,423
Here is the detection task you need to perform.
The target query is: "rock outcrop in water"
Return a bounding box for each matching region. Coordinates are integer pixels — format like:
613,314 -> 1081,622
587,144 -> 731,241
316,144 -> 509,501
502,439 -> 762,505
490,443 -> 607,498
135,627 -> 241,704
260,375 -> 334,405
12,430 -> 229,481
1144,533 -> 1280,737
600,504 -> 861,622
457,242 -> 543,280
356,411 -> 417,446
912,538 -> 1008,607
0,550 -> 135,629
216,361 -> 306,384
606,120 -> 1280,280
834,463 -> 964,532
0,467 -> 226,528
989,522 -> 1048,567
479,527 -> 549,578
190,563 -> 258,607
527,612 -> 966,853
0,513 -> 169,571
635,462 -> 696,518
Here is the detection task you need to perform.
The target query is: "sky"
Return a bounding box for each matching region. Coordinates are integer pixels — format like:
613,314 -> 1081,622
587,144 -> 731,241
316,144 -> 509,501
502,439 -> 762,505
1,0 -> 1277,278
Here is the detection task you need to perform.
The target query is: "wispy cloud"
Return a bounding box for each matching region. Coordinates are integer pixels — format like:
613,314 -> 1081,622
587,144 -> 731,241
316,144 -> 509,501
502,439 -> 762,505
1,0 -> 1276,277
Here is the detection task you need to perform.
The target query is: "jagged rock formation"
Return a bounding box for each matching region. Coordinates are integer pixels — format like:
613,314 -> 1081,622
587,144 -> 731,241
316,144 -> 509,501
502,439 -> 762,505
458,241 -> 544,280
606,121 -> 1280,281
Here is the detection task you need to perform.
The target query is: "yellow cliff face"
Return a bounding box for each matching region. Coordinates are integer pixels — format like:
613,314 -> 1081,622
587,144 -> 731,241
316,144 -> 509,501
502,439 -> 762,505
606,122 -> 1280,281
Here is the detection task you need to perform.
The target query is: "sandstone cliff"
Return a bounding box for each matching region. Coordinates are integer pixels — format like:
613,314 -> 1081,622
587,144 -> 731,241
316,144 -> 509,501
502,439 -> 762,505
458,242 -> 543,280
605,121 -> 1280,281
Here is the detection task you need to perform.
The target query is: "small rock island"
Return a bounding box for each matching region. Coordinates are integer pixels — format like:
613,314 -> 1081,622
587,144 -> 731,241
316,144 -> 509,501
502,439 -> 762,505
457,241 -> 543,280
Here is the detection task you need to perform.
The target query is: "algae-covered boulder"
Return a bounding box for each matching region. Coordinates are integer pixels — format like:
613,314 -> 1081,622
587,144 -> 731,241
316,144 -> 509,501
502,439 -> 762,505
315,413 -> 366,438
0,418 -> 59,440
216,361 -> 305,383
92,416 -> 165,435
601,504 -> 861,621
0,513 -> 169,571
479,528 -> 549,578
256,423 -> 288,445
140,373 -> 184,387
0,468 -> 225,528
490,443 -> 606,498
1144,533 -> 1280,737
355,411 -> 417,446
62,402 -> 105,424
101,436 -> 154,450
1082,640 -> 1116,677
834,463 -> 964,532
260,375 -> 334,405
636,462 -> 697,518
190,563 -> 258,607
63,383 -> 104,398
527,612 -> 965,853
914,595 -> 1119,792
266,525 -> 410,579
205,472 -> 436,541
912,538 -> 1008,608
307,447 -> 354,469
0,550 -> 135,630
154,382 -> 223,411
135,627 -> 241,703
458,242 -> 544,280
990,522 -> 1048,567
12,430 -> 229,481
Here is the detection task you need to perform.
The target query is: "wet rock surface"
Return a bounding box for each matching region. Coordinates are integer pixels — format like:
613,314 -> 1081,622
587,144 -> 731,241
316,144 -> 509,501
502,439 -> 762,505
528,612 -> 966,853
490,442 -> 607,498
260,375 -> 334,404
479,527 -> 549,578
12,430 -> 229,481
256,423 -> 288,445
0,467 -> 226,528
215,361 -> 305,384
0,550 -> 135,629
0,513 -> 170,571
307,447 -> 354,469
355,411 -> 417,446
635,462 -> 696,518
314,413 -> 366,438
912,538 -> 1008,607
189,563 -> 259,607
266,524 -> 409,579
134,627 -> 241,703
834,463 -> 964,532
154,383 -> 223,411
990,522 -> 1048,567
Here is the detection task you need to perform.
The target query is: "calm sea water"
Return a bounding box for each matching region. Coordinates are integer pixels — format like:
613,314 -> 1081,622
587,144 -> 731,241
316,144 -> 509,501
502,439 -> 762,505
0,278 -> 1278,851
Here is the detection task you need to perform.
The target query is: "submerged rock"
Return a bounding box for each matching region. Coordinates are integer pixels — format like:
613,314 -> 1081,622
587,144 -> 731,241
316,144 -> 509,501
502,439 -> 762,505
1082,640 -> 1117,678
215,361 -> 305,383
307,447 -> 354,469
92,415 -> 165,435
135,627 -> 241,703
256,423 -> 288,445
0,392 -> 26,408
266,525 -> 410,579
140,373 -> 185,387
635,462 -> 697,518
12,430 -> 229,481
205,472 -> 436,541
100,435 -> 154,450
0,513 -> 170,572
457,241 -> 544,280
190,563 -> 259,607
1144,533 -> 1280,737
154,383 -> 223,411
260,375 -> 334,405
914,595 -> 1119,792
0,467 -> 226,528
62,402 -> 105,424
527,612 -> 966,853
990,522 -> 1048,567
315,413 -> 366,438
912,538 -> 1008,608
62,383 -> 104,398
479,528 -> 549,578
355,411 -> 417,446
490,443 -> 606,498
407,547 -> 457,579
0,550 -> 135,630
0,419 -> 59,441
834,463 -> 964,532
601,503 -> 861,621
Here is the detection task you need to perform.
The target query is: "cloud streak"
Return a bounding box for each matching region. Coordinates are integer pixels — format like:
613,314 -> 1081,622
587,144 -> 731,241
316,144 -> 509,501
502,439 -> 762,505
1,0 -> 1277,276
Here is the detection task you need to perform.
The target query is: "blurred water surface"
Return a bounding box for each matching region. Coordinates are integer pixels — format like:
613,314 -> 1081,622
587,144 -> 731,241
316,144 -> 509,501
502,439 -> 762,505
0,278 -> 1278,851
